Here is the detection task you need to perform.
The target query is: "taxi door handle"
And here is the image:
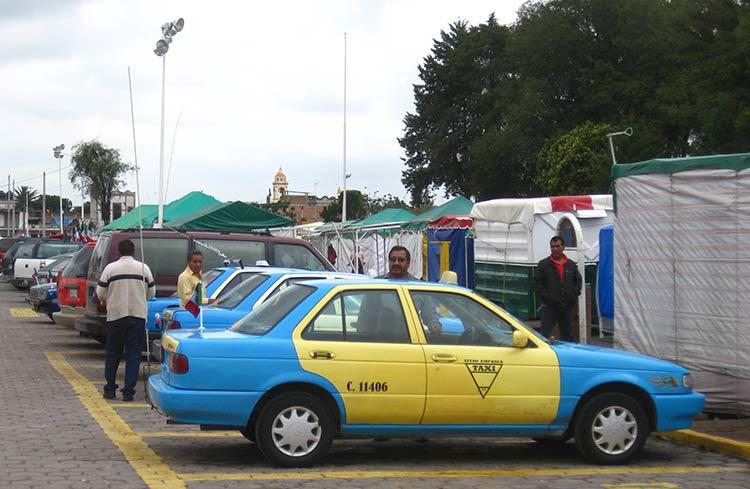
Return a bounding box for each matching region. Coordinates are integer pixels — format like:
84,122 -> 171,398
310,350 -> 336,359
431,353 -> 457,363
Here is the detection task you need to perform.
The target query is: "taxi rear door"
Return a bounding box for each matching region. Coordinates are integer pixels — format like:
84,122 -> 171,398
293,284 -> 426,424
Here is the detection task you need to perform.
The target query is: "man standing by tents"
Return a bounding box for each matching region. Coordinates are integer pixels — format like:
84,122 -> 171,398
533,236 -> 582,342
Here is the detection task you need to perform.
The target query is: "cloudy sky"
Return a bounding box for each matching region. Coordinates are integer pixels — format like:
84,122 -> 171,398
1,0 -> 525,209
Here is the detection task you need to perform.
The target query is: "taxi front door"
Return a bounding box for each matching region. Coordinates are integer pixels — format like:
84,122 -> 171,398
407,289 -> 560,425
295,286 -> 426,425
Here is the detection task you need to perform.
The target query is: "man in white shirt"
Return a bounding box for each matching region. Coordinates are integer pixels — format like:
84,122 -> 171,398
96,239 -> 155,401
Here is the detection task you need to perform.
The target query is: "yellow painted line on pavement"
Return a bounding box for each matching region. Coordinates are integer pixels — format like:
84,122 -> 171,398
179,465 -> 748,482
140,431 -> 242,438
46,352 -> 185,489
10,307 -> 38,318
659,429 -> 750,461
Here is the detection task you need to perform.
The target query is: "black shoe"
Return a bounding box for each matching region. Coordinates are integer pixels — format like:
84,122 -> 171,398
103,392 -> 116,400
122,394 -> 134,402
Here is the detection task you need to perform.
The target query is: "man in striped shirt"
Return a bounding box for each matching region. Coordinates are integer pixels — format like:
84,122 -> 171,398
96,239 -> 155,401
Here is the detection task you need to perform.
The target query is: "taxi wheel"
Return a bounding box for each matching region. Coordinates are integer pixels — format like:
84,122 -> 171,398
239,428 -> 255,443
574,393 -> 648,464
255,392 -> 334,467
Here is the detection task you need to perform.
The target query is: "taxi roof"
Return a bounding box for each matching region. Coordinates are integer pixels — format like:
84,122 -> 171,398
296,277 -> 471,293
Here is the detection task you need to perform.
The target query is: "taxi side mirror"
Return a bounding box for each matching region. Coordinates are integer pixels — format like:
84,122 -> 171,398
512,330 -> 529,348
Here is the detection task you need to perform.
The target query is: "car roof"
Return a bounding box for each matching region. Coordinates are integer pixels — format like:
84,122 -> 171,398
259,270 -> 364,279
296,278 -> 470,292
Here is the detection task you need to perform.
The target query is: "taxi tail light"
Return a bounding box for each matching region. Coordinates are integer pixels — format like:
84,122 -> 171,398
169,352 -> 189,374
167,320 -> 181,330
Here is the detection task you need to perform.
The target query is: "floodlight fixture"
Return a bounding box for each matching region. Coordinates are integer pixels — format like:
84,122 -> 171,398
154,39 -> 169,56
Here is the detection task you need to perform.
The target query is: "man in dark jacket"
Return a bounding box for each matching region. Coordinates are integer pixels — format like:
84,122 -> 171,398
533,236 -> 582,341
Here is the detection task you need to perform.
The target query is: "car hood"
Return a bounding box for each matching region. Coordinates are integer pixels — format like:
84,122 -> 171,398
30,283 -> 56,292
551,342 -> 688,373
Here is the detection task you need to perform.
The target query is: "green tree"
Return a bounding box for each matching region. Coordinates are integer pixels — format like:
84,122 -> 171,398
536,122 -> 614,195
31,195 -> 73,213
69,140 -> 131,224
401,0 -> 750,199
14,186 -> 38,211
365,193 -> 411,215
320,190 -> 367,222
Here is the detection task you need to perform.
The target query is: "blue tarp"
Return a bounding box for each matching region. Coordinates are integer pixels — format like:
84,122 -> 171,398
597,225 -> 614,320
426,228 -> 475,288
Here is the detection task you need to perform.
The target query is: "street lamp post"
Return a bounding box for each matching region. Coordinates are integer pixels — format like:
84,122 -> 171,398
153,18 -> 184,229
605,127 -> 633,165
53,144 -> 65,234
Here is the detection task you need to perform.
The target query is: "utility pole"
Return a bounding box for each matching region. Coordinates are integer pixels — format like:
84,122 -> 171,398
42,173 -> 46,236
6,175 -> 9,237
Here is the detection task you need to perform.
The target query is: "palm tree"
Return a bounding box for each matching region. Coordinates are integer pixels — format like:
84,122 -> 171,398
14,186 -> 38,233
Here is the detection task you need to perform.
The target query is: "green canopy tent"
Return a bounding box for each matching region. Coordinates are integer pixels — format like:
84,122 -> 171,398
101,204 -> 157,231
402,196 -> 474,230
145,191 -> 222,228
164,200 -> 293,231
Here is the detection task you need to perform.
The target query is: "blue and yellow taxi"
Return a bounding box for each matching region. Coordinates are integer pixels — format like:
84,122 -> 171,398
147,279 -> 704,467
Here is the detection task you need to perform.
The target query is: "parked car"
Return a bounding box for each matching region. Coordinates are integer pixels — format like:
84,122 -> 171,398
26,282 -> 59,320
0,236 -> 24,269
151,269 -> 360,361
148,279 -> 705,468
11,239 -> 83,289
32,253 -> 75,285
53,243 -> 96,328
148,265 -> 274,336
0,240 -> 26,280
76,230 -> 333,339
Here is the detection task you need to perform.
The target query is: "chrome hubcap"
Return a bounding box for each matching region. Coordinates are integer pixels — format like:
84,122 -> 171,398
271,405 -> 321,457
591,405 -> 637,455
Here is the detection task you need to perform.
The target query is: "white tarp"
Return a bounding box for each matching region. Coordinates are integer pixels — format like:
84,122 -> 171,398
614,168 -> 750,415
471,195 -> 614,264
327,231 -> 423,278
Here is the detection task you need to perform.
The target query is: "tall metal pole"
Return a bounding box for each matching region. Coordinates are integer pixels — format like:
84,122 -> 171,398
11,179 -> 15,235
6,175 -> 9,237
42,172 -> 46,237
157,54 -> 166,229
342,32 -> 347,223
58,155 -> 63,234
24,189 -> 29,235
81,190 -> 85,221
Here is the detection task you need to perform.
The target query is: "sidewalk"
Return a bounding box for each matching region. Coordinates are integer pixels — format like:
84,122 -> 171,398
658,418 -> 750,462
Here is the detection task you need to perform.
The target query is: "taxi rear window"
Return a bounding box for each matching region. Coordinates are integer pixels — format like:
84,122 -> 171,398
230,284 -> 314,335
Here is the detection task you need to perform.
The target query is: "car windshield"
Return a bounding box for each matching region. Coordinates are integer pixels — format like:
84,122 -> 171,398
63,245 -> 94,278
213,274 -> 270,309
43,255 -> 72,272
204,268 -> 224,287
231,284 -> 315,335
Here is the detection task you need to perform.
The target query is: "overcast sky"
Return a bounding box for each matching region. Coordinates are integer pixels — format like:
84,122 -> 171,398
1,0 -> 526,209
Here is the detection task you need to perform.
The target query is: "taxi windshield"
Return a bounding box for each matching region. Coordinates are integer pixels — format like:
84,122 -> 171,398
230,284 -> 314,335
213,274 -> 270,309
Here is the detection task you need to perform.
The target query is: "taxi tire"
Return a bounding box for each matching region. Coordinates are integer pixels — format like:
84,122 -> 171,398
239,428 -> 255,443
255,392 -> 334,468
574,392 -> 648,464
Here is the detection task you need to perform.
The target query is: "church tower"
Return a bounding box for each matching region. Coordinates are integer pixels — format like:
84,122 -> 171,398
271,167 -> 288,203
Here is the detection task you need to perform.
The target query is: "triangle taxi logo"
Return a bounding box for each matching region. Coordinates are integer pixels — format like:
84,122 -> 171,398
465,361 -> 503,399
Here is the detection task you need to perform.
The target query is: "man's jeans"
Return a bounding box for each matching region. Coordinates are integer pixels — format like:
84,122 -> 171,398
541,306 -> 574,342
104,316 -> 144,397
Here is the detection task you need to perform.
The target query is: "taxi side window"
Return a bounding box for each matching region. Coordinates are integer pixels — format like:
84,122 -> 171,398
410,291 -> 516,347
302,290 -> 410,344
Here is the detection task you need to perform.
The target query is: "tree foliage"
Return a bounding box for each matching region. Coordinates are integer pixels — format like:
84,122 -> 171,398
320,190 -> 367,222
400,0 -> 750,204
14,186 -> 38,211
536,122 -> 614,195
31,195 -> 73,213
69,140 -> 131,224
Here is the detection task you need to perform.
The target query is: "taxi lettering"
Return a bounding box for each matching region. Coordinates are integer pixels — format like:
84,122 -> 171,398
346,381 -> 389,392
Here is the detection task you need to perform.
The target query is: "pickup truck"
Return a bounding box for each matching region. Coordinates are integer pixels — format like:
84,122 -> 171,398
11,240 -> 83,289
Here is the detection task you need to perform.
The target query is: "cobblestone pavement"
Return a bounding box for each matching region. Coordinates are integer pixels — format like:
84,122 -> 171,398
0,282 -> 748,489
